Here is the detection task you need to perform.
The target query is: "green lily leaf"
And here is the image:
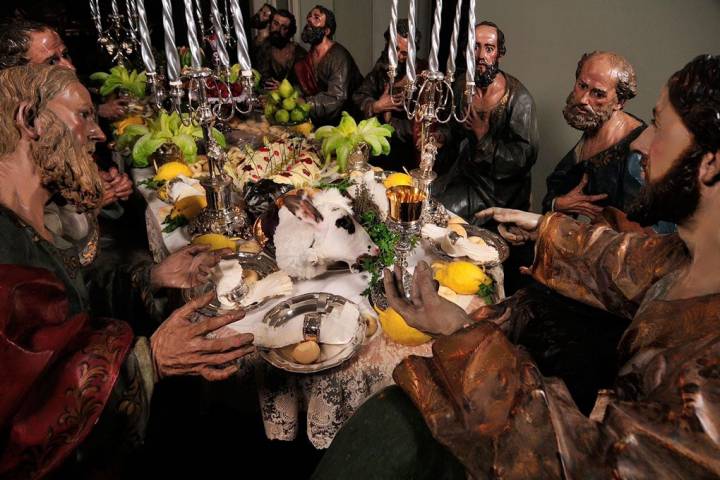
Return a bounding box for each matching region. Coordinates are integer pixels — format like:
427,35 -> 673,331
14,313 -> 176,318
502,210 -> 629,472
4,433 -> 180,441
172,133 -> 198,163
132,134 -> 166,167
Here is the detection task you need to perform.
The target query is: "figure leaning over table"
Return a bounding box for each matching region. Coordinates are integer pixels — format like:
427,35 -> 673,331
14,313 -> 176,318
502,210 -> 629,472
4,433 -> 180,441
293,5 -> 363,126
0,64 -> 255,479
313,54 -> 720,479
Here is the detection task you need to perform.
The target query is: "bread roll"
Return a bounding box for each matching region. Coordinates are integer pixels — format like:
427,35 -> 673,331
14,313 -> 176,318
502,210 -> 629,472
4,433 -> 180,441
292,341 -> 321,364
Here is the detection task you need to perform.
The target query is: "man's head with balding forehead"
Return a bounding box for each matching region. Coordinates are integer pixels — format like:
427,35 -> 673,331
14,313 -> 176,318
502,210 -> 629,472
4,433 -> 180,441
564,51 -> 638,132
0,64 -> 105,211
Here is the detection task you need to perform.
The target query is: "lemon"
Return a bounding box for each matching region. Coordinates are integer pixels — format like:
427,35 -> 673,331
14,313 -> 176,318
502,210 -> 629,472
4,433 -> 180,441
374,306 -> 431,346
154,161 -> 192,182
383,172 -> 413,189
292,121 -> 314,136
434,260 -> 491,295
171,195 -> 207,219
191,233 -> 237,251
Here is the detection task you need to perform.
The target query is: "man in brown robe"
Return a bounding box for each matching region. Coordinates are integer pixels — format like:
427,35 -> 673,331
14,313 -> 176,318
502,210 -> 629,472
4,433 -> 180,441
312,54 -> 720,479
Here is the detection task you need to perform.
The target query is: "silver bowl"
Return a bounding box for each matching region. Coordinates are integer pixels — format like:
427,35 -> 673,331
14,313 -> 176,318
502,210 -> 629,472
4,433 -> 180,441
259,292 -> 366,373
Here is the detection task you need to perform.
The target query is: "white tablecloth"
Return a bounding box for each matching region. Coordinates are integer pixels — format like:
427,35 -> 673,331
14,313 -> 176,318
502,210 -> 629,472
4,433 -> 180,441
131,167 -> 504,448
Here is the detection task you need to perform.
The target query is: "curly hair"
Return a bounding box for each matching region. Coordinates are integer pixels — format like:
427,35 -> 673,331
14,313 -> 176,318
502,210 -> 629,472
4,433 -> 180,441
575,51 -> 638,103
0,16 -> 52,69
668,54 -> 720,154
0,64 -> 77,154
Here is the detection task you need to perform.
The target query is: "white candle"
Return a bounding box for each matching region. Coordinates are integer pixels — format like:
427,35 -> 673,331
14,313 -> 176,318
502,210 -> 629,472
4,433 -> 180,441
446,0 -> 463,77
387,0 -> 398,71
89,0 -> 103,35
194,0 -> 207,41
111,0 -> 120,17
210,0 -> 230,68
228,0 -> 251,71
184,0 -> 203,67
136,0 -> 156,73
465,0 -> 476,86
407,0 -> 416,84
428,0 -> 443,72
161,0 -> 181,81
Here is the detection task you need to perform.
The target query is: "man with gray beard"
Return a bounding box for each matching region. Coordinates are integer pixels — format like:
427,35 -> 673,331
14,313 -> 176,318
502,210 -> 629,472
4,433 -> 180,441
0,64 -> 254,478
542,51 -> 647,218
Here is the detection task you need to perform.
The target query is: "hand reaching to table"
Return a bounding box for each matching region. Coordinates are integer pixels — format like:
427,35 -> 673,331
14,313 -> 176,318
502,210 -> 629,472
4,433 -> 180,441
475,207 -> 542,245
150,244 -> 232,290
384,262 -> 470,337
150,292 -> 254,380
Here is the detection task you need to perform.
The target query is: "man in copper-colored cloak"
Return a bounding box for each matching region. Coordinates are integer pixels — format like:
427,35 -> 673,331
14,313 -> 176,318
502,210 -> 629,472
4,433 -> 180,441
313,54 -> 720,479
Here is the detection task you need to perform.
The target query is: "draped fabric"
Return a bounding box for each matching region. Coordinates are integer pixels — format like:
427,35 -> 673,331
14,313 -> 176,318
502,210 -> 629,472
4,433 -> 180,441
0,265 -> 132,479
394,213 -> 720,478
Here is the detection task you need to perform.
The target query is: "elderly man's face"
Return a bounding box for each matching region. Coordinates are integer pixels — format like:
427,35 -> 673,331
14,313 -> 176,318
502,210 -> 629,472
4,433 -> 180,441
306,8 -> 327,29
26,29 -> 75,70
46,82 -> 106,153
30,81 -> 105,211
301,8 -> 329,45
563,55 -> 621,131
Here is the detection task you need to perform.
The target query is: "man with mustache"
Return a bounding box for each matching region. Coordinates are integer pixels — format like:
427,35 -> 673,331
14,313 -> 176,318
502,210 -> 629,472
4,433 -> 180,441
0,16 -> 133,208
352,20 -> 426,171
434,21 -> 539,220
0,64 -> 255,478
543,51 -> 647,219
251,3 -> 276,48
293,5 -> 363,126
313,54 -> 720,479
255,9 -> 307,90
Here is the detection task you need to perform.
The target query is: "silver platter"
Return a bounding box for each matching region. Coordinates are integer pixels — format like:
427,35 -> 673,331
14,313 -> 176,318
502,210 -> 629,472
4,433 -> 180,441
260,292 -> 366,373
426,224 -> 509,268
183,251 -> 279,316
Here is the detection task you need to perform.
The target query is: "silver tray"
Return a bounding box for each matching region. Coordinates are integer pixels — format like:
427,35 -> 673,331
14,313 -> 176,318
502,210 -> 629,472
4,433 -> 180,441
426,224 -> 509,267
183,251 -> 279,316
259,292 -> 366,373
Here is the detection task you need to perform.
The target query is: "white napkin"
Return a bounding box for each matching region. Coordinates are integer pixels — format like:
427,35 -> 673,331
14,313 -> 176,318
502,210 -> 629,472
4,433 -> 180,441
214,259 -> 245,309
240,271 -> 293,307
168,175 -> 205,202
213,259 -> 294,309
236,301 -> 360,349
423,224 -> 499,263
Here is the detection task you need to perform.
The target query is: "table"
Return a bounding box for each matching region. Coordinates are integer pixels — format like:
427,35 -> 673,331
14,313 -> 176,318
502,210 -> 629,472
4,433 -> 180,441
132,167 -> 504,448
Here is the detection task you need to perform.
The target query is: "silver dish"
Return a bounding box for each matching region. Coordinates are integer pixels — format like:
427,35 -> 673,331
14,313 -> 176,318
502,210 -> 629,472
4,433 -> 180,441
260,292 -> 366,373
183,251 -> 279,316
426,224 -> 509,267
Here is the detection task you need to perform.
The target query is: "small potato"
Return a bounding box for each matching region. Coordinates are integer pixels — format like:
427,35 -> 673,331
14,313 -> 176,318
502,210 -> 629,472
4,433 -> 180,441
448,223 -> 467,238
468,236 -> 487,246
292,341 -> 321,364
363,313 -> 378,337
242,269 -> 259,285
447,216 -> 467,225
237,240 -> 262,254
